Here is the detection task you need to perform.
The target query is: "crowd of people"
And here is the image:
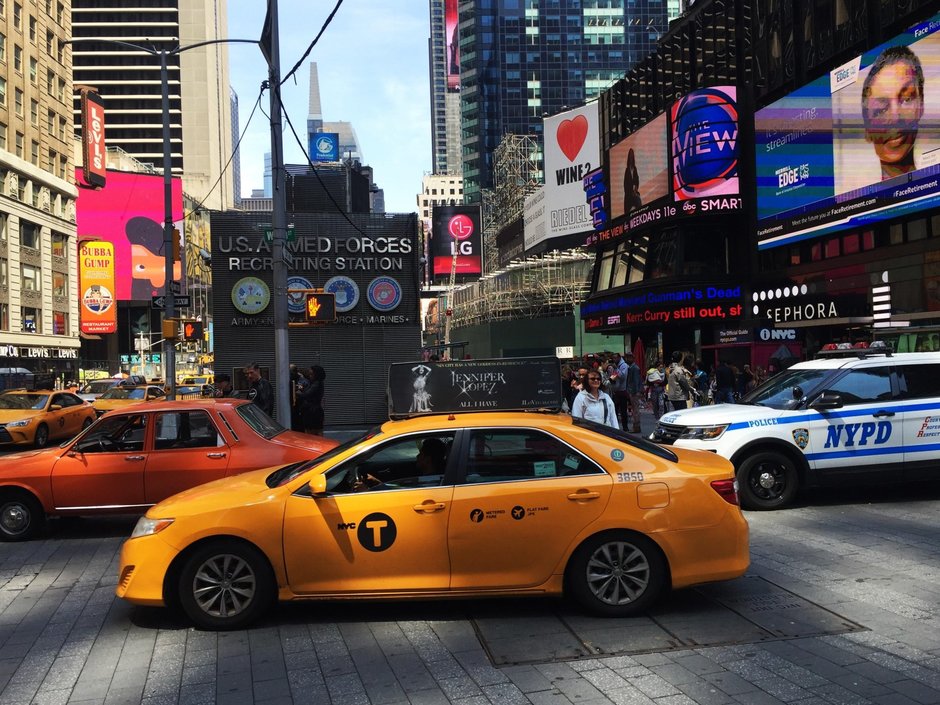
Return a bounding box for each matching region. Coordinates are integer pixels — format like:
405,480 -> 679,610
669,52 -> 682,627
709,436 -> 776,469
562,352 -> 769,430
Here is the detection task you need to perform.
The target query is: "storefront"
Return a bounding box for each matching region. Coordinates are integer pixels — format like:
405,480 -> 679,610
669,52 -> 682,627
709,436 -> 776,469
0,343 -> 81,386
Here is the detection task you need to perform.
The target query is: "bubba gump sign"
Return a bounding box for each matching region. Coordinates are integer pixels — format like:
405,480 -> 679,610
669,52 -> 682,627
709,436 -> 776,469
79,240 -> 117,334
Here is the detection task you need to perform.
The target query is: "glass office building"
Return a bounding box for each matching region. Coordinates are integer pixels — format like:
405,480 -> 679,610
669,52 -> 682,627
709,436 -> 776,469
458,0 -> 669,203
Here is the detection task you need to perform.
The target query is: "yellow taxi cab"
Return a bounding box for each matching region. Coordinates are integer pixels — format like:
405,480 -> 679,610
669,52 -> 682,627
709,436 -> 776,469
92,385 -> 166,416
0,390 -> 97,448
179,375 -> 213,387
116,358 -> 749,630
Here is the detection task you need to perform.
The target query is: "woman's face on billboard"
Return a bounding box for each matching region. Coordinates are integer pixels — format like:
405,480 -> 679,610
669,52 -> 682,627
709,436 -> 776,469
864,59 -> 925,165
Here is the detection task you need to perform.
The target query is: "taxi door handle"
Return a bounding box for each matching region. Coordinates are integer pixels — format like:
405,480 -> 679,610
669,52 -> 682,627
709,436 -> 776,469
413,501 -> 446,513
872,410 -> 894,418
206,452 -> 227,459
124,455 -> 145,462
568,491 -> 601,501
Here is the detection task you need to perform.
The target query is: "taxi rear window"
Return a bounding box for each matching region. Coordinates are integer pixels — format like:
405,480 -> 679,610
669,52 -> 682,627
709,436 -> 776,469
573,418 -> 678,462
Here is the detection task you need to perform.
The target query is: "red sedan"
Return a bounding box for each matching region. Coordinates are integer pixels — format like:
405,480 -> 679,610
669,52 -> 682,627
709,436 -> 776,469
0,399 -> 337,541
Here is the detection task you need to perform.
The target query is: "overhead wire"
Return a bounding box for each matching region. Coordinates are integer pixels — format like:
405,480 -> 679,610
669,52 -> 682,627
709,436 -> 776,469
279,0 -> 345,87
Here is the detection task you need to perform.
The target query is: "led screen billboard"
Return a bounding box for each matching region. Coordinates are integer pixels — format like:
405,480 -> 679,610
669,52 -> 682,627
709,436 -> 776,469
309,132 -> 339,162
755,12 -> 940,249
445,0 -> 460,92
430,205 -> 482,279
671,86 -> 739,201
610,113 -> 669,219
76,170 -> 184,301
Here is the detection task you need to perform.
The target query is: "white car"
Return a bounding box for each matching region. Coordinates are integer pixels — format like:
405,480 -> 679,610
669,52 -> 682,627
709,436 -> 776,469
651,350 -> 940,509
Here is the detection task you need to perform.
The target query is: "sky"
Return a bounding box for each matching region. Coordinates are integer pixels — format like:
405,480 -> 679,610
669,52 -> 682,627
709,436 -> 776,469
226,1 -> 431,214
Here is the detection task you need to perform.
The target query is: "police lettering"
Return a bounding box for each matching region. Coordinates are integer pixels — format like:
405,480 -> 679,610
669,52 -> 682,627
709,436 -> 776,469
824,421 -> 892,448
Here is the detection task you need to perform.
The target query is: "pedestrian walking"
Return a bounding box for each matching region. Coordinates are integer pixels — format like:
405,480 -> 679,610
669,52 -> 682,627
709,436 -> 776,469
244,362 -> 274,417
571,370 -> 619,429
297,366 -> 326,434
666,352 -> 694,411
623,352 -> 643,432
645,360 -> 666,420
715,359 -> 736,404
609,352 -> 629,427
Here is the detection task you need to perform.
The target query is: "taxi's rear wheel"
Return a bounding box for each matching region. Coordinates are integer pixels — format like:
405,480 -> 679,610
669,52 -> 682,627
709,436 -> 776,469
33,424 -> 49,449
0,491 -> 45,542
177,539 -> 274,630
567,532 -> 666,617
737,451 -> 798,510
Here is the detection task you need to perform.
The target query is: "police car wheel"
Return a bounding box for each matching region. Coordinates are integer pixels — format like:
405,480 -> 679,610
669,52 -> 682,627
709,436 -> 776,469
736,451 -> 798,510
566,532 -> 667,616
177,539 -> 275,630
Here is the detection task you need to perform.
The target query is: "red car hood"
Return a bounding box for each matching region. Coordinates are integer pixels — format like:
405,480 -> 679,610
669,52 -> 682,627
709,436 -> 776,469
272,430 -> 338,454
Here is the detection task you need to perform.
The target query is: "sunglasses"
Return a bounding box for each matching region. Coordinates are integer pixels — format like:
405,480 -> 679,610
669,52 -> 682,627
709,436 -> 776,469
588,376 -> 601,382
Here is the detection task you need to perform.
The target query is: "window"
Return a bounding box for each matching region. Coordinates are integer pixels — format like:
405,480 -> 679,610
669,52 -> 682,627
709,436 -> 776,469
45,30 -> 52,55
0,258 -> 6,286
0,77 -> 6,106
19,219 -> 39,249
52,270 -> 67,296
154,411 -> 222,450
28,15 -> 35,42
21,306 -> 40,333
897,364 -> 940,399
0,303 -> 7,330
76,414 -> 147,453
14,87 -> 23,116
58,116 -> 66,140
324,432 -> 456,493
0,213 -> 6,242
821,368 -> 893,405
464,429 -> 602,483
57,77 -> 65,102
52,311 -> 67,335
13,2 -> 20,30
30,140 -> 38,165
0,121 -> 5,150
51,230 -> 67,257
45,68 -> 52,95
21,263 -> 40,291
0,32 -> 5,62
46,108 -> 54,133
13,44 -> 20,71
28,56 -> 36,83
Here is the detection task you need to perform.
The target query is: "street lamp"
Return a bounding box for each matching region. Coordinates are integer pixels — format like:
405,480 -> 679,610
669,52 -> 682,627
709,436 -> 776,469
65,36 -> 257,398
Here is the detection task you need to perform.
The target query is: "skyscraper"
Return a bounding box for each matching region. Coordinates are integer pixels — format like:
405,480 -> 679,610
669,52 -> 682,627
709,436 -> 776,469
458,0 -> 668,203
70,0 -> 235,211
428,0 -> 462,175
231,87 -> 241,207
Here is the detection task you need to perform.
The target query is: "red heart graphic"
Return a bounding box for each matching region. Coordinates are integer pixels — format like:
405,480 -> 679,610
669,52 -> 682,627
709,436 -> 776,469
556,115 -> 588,162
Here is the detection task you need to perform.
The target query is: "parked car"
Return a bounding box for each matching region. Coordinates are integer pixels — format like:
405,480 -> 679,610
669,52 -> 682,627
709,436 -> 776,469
0,368 -> 56,392
651,350 -> 940,509
115,410 -> 748,629
0,390 -> 96,448
0,399 -> 338,542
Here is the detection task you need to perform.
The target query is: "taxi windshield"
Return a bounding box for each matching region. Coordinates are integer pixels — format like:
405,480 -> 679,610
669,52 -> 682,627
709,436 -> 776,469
266,427 -> 381,488
0,393 -> 48,410
100,387 -> 146,400
80,380 -> 118,395
740,368 -> 831,409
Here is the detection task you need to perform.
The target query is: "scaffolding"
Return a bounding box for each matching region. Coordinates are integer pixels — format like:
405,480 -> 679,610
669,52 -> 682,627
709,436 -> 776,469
447,252 -> 594,329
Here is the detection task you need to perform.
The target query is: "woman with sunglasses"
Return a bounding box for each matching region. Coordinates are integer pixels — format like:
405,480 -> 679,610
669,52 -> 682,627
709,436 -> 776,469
571,371 -> 620,429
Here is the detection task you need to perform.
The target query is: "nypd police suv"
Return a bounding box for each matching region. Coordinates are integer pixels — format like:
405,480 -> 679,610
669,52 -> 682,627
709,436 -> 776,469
651,350 -> 940,509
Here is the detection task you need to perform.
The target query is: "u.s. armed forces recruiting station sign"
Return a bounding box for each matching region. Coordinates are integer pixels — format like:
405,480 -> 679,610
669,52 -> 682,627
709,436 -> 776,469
217,230 -> 414,327
388,357 -> 562,418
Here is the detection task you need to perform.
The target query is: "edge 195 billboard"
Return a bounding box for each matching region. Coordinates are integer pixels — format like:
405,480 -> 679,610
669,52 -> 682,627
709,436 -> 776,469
430,205 -> 482,280
755,11 -> 940,249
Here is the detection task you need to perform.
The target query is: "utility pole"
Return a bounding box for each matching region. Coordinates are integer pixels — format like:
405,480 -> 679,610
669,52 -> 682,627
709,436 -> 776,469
265,0 -> 292,424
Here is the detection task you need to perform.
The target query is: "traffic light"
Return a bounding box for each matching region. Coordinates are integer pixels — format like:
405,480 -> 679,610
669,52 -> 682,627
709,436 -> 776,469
162,319 -> 178,339
182,320 -> 203,341
305,292 -> 336,322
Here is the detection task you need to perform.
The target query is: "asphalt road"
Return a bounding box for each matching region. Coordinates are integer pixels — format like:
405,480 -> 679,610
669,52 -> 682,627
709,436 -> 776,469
1,480 -> 938,705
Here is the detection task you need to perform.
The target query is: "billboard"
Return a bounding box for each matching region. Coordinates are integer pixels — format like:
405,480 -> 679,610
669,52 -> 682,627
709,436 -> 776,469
430,205 -> 483,278
671,87 -> 739,201
309,132 -> 339,162
755,12 -> 940,249
539,103 -> 600,246
76,170 -> 184,301
78,241 -> 117,334
609,113 -> 669,219
445,0 -> 460,92
80,90 -> 106,189
586,86 -> 741,247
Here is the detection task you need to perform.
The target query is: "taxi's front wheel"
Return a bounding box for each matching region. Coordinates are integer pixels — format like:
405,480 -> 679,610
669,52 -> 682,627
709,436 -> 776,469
567,532 -> 667,617
177,540 -> 275,630
0,492 -> 45,542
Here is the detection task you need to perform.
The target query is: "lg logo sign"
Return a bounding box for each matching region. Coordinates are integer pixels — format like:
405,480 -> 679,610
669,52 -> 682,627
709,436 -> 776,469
448,215 -> 474,240
758,328 -> 796,341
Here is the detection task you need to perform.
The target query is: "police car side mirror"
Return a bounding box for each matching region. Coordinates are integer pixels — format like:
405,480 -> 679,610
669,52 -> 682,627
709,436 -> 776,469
809,392 -> 843,410
792,386 -> 803,400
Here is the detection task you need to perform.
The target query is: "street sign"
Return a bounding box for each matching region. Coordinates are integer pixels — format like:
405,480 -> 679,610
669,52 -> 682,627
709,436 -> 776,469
170,281 -> 182,295
263,227 -> 296,242
152,295 -> 191,309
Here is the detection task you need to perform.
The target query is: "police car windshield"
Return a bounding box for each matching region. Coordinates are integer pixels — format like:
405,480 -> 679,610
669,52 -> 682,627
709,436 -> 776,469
740,368 -> 831,409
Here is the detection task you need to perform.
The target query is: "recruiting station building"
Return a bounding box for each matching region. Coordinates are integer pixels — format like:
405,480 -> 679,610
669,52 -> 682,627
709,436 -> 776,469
211,210 -> 421,427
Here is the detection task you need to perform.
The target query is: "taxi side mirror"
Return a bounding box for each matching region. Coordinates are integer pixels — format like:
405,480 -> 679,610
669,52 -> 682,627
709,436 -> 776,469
50,404 -> 63,411
309,474 -> 327,496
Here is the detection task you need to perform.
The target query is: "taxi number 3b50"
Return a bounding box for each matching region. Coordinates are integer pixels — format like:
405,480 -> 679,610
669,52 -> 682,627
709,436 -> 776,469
616,471 -> 645,483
